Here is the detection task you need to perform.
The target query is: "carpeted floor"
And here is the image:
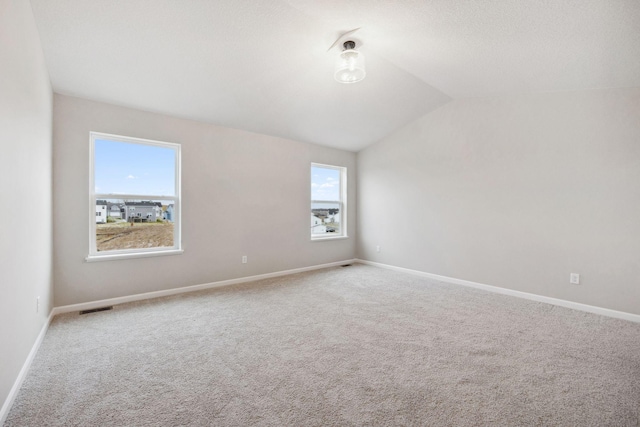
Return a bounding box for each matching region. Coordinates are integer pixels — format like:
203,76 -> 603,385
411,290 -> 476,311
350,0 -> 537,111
5,264 -> 640,426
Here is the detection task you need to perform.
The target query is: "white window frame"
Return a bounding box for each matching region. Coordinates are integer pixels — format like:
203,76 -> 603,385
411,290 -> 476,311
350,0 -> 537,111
311,163 -> 347,241
87,132 -> 182,262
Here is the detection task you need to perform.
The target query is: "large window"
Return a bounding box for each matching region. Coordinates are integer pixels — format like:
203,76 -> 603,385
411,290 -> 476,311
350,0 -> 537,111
311,163 -> 346,239
88,132 -> 181,261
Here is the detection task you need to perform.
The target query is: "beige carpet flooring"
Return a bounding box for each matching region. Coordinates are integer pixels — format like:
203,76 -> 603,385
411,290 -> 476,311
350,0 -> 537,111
5,264 -> 640,426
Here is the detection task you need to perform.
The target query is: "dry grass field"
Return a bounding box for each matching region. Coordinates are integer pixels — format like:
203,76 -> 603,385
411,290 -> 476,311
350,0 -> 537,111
96,222 -> 174,252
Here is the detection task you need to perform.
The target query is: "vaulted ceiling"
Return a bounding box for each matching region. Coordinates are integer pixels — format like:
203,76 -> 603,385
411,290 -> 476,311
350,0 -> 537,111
29,0 -> 640,151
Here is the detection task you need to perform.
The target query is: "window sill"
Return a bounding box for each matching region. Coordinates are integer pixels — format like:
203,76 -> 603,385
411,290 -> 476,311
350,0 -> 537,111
311,235 -> 349,242
85,249 -> 184,262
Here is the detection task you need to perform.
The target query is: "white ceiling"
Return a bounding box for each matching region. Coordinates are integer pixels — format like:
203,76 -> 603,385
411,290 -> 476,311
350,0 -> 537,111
29,0 -> 640,151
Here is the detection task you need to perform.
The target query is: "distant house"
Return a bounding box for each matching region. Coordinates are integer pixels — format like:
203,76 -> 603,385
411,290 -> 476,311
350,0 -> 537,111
96,200 -> 107,224
311,214 -> 326,233
107,202 -> 122,219
154,202 -> 162,219
164,204 -> 174,222
123,201 -> 162,222
323,212 -> 340,224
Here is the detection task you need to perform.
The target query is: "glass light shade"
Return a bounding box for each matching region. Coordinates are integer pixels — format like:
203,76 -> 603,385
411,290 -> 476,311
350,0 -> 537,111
334,49 -> 366,84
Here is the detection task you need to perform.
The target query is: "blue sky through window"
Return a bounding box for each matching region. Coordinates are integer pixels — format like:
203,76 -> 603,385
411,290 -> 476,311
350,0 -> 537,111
95,139 -> 176,196
311,166 -> 340,201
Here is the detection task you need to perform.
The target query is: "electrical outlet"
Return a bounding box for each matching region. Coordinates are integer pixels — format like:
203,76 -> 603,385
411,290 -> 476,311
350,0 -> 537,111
570,273 -> 580,285
36,296 -> 40,313
376,245 -> 380,253
242,255 -> 247,264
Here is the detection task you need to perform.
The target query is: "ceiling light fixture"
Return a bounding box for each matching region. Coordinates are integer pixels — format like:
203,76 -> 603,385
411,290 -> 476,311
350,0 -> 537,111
334,40 -> 365,84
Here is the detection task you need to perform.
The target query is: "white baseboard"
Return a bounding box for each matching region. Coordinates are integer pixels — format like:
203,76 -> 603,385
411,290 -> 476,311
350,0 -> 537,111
52,259 -> 357,316
355,259 -> 640,323
0,311 -> 54,425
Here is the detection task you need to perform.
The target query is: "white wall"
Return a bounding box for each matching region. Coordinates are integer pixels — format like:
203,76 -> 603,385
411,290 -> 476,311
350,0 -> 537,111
0,0 -> 53,415
357,88 -> 640,315
53,94 -> 356,306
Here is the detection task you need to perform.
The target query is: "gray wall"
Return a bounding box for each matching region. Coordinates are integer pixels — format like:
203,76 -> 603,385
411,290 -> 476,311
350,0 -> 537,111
53,94 -> 356,306
357,88 -> 640,315
0,0 -> 53,413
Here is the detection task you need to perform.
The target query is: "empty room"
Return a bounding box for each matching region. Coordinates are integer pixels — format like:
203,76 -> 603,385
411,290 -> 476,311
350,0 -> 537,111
1,0 -> 639,425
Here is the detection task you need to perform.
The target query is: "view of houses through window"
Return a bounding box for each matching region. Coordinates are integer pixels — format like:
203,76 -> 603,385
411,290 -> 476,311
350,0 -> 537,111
90,133 -> 180,257
94,199 -> 176,252
311,163 -> 345,238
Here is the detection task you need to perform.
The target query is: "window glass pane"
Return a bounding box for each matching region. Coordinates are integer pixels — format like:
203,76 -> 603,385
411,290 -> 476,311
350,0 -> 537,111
95,139 -> 176,196
311,166 -> 340,201
311,202 -> 341,235
310,163 -> 345,239
96,198 -> 174,252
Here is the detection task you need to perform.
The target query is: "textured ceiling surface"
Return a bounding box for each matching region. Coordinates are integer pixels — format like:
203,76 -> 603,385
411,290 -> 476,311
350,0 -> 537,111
29,0 -> 640,151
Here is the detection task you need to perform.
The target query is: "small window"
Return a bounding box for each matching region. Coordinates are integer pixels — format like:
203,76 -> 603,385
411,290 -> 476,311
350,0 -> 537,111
311,163 -> 347,239
88,132 -> 182,261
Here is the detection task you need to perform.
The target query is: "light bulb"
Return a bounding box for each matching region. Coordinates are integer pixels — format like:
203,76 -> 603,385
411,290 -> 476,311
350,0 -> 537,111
334,47 -> 365,84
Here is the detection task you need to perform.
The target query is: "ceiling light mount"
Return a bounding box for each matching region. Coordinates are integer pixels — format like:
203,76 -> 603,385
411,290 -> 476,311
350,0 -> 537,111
342,40 -> 356,50
334,39 -> 366,84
